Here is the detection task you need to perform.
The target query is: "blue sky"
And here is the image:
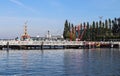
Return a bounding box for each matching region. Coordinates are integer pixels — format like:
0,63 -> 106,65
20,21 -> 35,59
0,0 -> 120,38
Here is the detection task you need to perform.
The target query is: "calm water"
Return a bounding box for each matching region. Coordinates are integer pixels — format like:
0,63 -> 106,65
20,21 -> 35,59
0,49 -> 120,76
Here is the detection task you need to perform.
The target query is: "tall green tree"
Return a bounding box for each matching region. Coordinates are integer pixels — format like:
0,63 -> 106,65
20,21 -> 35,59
68,22 -> 71,32
71,24 -> 74,33
92,21 -> 96,41
109,18 -> 112,30
105,19 -> 109,39
96,21 -> 99,39
112,18 -> 120,36
63,20 -> 70,39
118,18 -> 120,25
86,22 -> 90,40
99,20 -> 102,37
118,18 -> 120,36
82,22 -> 87,40
89,25 -> 93,41
108,18 -> 113,37
114,18 -> 117,24
102,22 -> 105,40
105,19 -> 108,29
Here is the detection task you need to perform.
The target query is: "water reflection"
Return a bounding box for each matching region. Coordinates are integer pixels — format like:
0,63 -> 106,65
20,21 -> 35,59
0,49 -> 120,76
6,51 -> 9,68
64,49 -> 84,75
22,50 -> 28,75
63,49 -> 120,76
41,49 -> 44,56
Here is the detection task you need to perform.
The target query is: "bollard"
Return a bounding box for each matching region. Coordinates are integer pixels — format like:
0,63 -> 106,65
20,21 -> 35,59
7,42 -> 9,51
41,42 -> 44,50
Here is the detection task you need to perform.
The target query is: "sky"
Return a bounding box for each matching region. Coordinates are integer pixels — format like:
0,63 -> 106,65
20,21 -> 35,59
0,0 -> 120,38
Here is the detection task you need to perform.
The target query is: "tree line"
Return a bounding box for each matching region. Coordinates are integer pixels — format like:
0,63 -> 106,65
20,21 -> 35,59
63,17 -> 120,41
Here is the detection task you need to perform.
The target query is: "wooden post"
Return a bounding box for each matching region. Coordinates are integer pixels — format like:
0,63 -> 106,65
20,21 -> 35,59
7,42 -> 9,51
41,42 -> 43,50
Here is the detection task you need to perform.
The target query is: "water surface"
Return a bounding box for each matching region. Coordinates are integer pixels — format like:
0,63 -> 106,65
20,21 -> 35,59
0,49 -> 120,76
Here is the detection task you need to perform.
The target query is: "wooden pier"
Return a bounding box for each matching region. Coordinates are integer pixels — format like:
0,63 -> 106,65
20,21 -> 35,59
0,40 -> 120,50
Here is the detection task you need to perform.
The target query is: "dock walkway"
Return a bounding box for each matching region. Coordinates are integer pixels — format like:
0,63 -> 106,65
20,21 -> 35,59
0,40 -> 120,50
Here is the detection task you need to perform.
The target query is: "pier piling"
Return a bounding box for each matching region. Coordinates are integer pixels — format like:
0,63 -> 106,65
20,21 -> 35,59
6,42 -> 9,51
41,42 -> 43,50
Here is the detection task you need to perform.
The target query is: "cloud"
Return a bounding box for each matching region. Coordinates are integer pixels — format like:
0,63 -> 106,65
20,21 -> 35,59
9,0 -> 24,7
9,0 -> 37,13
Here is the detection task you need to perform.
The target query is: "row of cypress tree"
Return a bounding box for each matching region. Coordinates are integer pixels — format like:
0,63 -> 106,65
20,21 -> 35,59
63,17 -> 120,41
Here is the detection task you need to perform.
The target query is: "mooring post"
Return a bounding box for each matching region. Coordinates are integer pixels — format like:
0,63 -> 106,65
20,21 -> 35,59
7,42 -> 9,51
41,42 -> 44,50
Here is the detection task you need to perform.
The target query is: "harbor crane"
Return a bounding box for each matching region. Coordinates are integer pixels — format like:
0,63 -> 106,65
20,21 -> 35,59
75,24 -> 87,41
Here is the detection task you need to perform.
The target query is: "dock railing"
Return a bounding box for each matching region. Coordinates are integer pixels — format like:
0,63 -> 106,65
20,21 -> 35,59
0,40 -> 84,46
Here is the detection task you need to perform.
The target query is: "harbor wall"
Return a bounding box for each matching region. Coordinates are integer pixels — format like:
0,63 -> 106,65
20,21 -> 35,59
0,41 -> 119,50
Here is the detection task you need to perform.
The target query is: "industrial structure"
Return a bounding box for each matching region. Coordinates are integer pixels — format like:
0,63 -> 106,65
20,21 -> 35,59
75,24 -> 87,41
21,22 -> 30,41
19,22 -> 63,41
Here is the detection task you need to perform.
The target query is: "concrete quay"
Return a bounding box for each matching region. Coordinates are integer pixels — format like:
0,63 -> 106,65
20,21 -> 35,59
0,40 -> 120,50
0,40 -> 83,50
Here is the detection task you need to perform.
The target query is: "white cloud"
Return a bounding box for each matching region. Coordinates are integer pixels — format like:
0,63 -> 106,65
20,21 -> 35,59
9,0 -> 24,7
9,0 -> 37,13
